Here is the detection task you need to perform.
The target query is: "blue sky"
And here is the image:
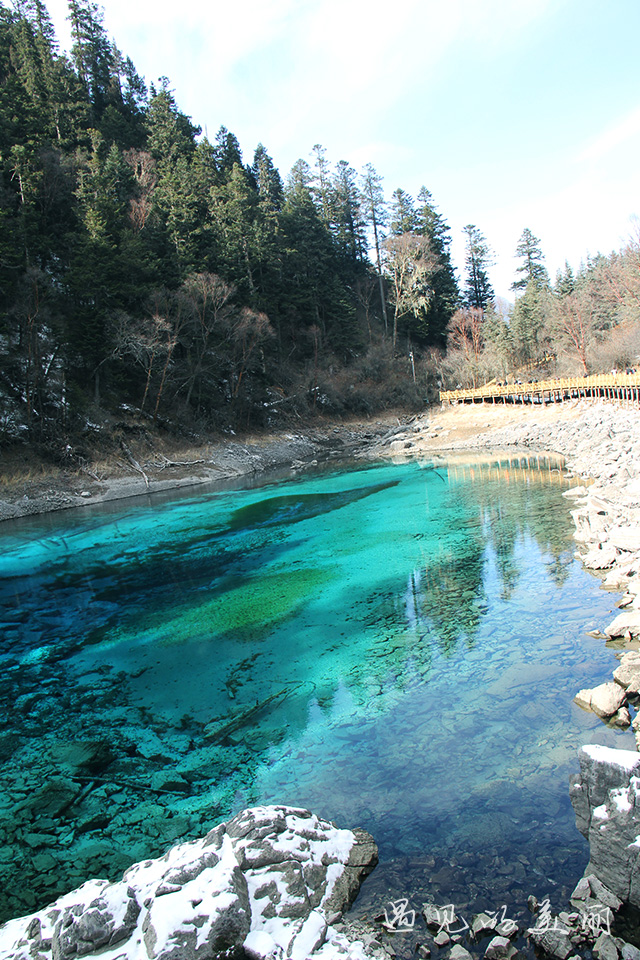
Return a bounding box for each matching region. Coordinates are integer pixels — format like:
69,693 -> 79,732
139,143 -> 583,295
44,0 -> 640,300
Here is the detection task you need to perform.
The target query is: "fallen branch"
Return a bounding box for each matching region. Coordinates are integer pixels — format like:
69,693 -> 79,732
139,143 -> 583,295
155,454 -> 208,470
120,440 -> 150,488
77,457 -> 104,482
204,684 -> 297,744
70,774 -> 190,796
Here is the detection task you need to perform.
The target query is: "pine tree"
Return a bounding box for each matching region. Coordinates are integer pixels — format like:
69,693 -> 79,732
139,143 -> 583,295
360,163 -> 388,334
331,160 -> 365,262
67,0 -> 113,118
510,280 -> 550,367
512,227 -> 548,292
554,260 -> 575,297
463,224 -> 494,311
389,188 -> 416,235
212,126 -> 242,181
311,143 -> 331,224
251,143 -> 284,213
415,187 -> 459,344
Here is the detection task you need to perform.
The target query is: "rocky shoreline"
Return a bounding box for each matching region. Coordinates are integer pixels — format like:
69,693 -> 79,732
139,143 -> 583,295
0,418 -> 401,524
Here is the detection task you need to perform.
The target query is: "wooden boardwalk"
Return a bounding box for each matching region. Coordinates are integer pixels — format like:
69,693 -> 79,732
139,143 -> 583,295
440,372 -> 640,406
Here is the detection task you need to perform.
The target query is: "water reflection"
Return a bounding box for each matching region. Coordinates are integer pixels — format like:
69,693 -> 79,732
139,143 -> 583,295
0,454 -> 629,923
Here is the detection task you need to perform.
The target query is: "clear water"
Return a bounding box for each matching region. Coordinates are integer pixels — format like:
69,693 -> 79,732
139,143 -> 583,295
0,454 -> 632,925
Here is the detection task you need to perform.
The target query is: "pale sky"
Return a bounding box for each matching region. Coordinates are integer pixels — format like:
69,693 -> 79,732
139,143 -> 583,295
43,0 -> 640,300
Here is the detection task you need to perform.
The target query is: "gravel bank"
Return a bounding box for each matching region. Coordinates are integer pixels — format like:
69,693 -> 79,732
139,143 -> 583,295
0,417 -> 402,524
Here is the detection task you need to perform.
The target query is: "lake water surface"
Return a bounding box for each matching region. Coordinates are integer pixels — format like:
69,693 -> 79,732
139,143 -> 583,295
0,453 -> 633,926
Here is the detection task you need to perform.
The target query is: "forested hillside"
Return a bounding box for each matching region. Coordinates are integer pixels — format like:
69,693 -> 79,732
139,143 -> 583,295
444,228 -> 640,389
0,0 -> 461,457
1,1 -> 639,464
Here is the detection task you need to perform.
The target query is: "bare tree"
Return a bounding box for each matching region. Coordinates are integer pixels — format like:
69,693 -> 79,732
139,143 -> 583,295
180,273 -> 235,407
229,307 -> 273,398
113,297 -> 180,418
550,289 -> 598,375
123,149 -> 157,232
445,307 -> 484,387
382,233 -> 436,350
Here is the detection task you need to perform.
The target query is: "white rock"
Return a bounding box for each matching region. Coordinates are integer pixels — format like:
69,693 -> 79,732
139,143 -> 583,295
563,486 -> 589,499
583,545 -> 618,570
610,706 -> 632,729
613,652 -> 640,689
589,682 -> 628,719
575,688 -> 593,711
610,526 -> 640,552
605,612 -> 640,638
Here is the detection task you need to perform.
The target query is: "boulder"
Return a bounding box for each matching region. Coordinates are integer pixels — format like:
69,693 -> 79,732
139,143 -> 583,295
609,526 -> 640,553
471,912 -> 497,939
583,545 -> 619,570
605,612 -> 640,639
613,652 -> 640,689
528,924 -> 574,959
570,746 -> 640,906
589,683 -> 628,719
610,707 -> 632,729
575,688 -> 594,711
449,946 -> 473,960
0,805 -> 378,960
593,931 -> 620,960
484,935 -> 517,960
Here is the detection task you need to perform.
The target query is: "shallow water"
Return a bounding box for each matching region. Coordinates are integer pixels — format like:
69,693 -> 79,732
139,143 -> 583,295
0,454 -> 633,924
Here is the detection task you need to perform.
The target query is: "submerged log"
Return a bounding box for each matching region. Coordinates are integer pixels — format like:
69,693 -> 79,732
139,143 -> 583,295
204,685 -> 293,744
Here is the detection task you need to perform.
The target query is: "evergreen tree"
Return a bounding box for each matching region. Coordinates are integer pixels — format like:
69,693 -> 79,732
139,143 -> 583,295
360,162 -> 388,333
286,158 -> 313,203
210,162 -> 259,301
415,187 -> 459,344
510,280 -> 550,367
331,159 -> 365,262
512,227 -> 548,291
389,188 -> 416,235
251,143 -> 283,213
463,224 -> 494,311
554,260 -> 575,297
212,125 -> 242,181
311,143 -> 331,224
67,0 -> 113,117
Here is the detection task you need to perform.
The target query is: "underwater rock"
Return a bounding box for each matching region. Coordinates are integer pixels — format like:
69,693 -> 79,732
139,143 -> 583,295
484,935 -> 517,960
17,778 -> 79,823
0,805 -> 378,960
527,922 -> 574,959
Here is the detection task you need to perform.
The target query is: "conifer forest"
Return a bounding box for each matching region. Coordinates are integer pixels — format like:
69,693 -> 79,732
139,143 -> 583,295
2,1 -> 640,458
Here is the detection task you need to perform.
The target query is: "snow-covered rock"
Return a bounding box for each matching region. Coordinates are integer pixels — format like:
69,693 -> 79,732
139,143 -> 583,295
570,745 -> 640,905
0,805 -> 378,960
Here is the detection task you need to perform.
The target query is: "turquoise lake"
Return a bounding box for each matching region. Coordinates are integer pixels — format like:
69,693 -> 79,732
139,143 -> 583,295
0,453 -> 634,926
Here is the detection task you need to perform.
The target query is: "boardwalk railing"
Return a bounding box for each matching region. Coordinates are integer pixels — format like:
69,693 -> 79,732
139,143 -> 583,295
440,372 -> 640,406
